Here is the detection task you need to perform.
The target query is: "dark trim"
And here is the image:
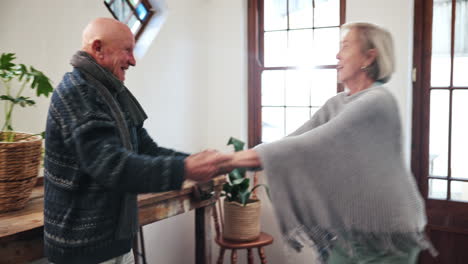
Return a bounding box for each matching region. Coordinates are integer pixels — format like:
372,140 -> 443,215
104,1 -> 119,20
103,0 -> 155,41
263,65 -> 337,71
247,0 -> 262,148
411,0 -> 432,199
428,176 -> 468,183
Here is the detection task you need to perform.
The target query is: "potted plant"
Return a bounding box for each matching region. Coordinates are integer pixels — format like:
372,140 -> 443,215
0,52 -> 53,212
221,137 -> 269,242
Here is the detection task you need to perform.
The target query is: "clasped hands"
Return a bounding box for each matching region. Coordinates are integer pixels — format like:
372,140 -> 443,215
184,149 -> 260,182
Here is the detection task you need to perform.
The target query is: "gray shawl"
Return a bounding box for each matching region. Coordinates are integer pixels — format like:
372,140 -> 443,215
255,86 -> 435,262
70,51 -> 147,240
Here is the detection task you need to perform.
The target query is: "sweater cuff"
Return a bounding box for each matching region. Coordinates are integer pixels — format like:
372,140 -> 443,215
170,156 -> 187,189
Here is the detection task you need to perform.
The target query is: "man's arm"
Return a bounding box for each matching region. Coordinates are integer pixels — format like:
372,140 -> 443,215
71,114 -> 229,193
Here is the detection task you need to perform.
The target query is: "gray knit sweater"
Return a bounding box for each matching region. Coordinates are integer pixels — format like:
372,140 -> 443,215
255,86 -> 433,261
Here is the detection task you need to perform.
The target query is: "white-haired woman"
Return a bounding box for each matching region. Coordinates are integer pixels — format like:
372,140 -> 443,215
223,23 -> 435,263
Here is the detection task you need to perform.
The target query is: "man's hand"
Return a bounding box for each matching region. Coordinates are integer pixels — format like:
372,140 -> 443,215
184,149 -> 233,182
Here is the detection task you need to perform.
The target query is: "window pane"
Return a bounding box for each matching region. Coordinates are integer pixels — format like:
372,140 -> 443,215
285,70 -> 311,106
136,3 -> 149,20
314,0 -> 340,27
310,69 -> 337,106
451,90 -> 468,179
429,179 -> 447,199
288,29 -> 313,66
264,31 -> 288,67
289,0 -> 313,29
128,15 -> 141,34
453,0 -> 468,86
431,0 -> 452,87
451,181 -> 468,202
285,107 -> 310,134
262,107 -> 285,142
313,28 -> 340,65
429,90 -> 449,177
264,0 -> 287,31
111,0 -> 132,21
262,70 -> 285,106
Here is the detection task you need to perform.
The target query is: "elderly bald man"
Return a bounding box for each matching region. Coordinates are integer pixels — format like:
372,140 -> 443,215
44,18 -> 230,264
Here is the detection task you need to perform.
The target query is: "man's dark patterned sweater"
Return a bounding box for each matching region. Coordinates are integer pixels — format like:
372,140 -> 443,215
44,68 -> 187,264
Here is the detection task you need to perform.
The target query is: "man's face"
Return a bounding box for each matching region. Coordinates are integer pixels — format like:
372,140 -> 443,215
100,32 -> 136,82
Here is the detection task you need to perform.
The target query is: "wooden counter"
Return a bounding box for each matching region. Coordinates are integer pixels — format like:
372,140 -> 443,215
0,176 -> 226,264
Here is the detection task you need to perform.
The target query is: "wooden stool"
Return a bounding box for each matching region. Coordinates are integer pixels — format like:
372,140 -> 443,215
212,172 -> 274,264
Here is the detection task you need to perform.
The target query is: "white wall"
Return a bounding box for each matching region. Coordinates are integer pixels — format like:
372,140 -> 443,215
0,1 -> 105,133
0,0 -> 415,263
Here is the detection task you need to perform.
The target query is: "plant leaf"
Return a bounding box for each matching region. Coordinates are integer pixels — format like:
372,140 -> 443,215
236,178 -> 250,192
223,183 -> 232,194
227,137 -> 245,152
17,64 -> 28,81
251,184 -> 272,201
228,168 -> 244,182
0,53 -> 16,71
30,67 -> 53,97
16,96 -> 35,107
239,190 -> 251,206
0,95 -> 16,102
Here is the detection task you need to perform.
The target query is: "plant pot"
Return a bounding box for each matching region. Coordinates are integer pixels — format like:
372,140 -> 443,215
0,132 -> 42,213
223,199 -> 261,242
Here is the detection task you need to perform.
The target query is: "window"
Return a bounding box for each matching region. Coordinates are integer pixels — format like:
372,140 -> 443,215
104,0 -> 155,41
425,0 -> 468,201
248,0 -> 346,147
413,0 -> 468,261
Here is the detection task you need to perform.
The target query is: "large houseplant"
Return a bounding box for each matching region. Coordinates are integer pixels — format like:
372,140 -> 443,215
0,52 -> 53,212
222,137 -> 270,241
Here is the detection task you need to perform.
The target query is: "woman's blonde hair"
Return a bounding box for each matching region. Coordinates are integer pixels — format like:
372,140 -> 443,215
341,22 -> 395,83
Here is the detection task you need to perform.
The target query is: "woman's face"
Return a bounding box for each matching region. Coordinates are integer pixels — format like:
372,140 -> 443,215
336,29 -> 374,84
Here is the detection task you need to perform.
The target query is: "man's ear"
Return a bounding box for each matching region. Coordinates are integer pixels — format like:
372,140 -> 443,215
91,39 -> 103,56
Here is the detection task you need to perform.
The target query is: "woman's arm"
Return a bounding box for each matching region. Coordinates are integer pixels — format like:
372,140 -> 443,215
219,149 -> 262,173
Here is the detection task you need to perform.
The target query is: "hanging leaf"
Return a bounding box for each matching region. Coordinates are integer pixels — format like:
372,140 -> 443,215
0,95 -> 16,102
17,64 -> 28,81
16,96 -> 36,107
229,168 -> 245,182
251,184 -> 272,201
30,67 -> 53,97
239,190 -> 251,206
0,52 -> 54,141
0,53 -> 16,71
227,137 -> 245,152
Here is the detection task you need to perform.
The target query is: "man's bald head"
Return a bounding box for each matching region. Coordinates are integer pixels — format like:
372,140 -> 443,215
81,18 -> 136,82
82,18 -> 133,50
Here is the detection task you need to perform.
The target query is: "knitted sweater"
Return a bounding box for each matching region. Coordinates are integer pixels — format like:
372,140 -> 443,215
44,68 -> 187,264
255,86 -> 433,261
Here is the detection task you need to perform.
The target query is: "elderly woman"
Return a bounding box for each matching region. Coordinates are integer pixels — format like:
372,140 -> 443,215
225,23 -> 435,263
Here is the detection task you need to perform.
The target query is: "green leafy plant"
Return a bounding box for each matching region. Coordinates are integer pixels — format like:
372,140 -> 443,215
0,53 -> 53,142
222,137 -> 270,206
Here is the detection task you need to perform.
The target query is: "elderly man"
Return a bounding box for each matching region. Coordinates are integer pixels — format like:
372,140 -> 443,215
44,18 -> 229,264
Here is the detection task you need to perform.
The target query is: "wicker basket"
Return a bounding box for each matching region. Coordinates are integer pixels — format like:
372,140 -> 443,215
223,199 -> 261,242
0,132 -> 42,213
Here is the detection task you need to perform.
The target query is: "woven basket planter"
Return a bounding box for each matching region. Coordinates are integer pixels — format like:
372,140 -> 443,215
0,132 -> 42,213
223,199 -> 261,242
